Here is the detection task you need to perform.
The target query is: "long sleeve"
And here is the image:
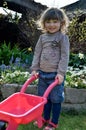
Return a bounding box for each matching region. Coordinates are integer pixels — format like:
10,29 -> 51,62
31,35 -> 42,71
57,35 -> 70,76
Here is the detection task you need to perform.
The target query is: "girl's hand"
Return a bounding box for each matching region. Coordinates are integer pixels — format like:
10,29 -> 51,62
31,71 -> 39,78
55,74 -> 64,84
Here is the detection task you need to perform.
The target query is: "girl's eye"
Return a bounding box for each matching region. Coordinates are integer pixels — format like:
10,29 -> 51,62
46,21 -> 51,23
45,20 -> 59,24
53,20 -> 58,23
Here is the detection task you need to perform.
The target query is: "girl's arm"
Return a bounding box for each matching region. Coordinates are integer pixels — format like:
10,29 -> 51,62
31,35 -> 42,72
57,34 -> 70,77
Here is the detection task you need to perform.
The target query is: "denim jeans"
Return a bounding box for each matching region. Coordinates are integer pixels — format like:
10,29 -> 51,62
38,70 -> 64,103
37,70 -> 65,125
44,99 -> 61,124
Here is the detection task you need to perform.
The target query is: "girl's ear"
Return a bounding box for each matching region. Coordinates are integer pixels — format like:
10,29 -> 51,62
61,21 -> 65,26
60,21 -> 65,29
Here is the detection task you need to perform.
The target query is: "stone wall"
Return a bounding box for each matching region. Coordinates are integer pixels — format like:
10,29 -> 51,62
62,88 -> 86,111
0,84 -> 86,111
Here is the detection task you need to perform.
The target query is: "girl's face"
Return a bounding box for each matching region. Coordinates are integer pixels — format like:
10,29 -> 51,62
44,19 -> 61,33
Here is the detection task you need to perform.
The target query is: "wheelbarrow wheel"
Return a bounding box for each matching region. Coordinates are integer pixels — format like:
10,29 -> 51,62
0,121 -> 7,130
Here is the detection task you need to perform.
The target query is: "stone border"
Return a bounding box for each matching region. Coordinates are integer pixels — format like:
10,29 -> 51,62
0,84 -> 37,98
0,84 -> 86,111
62,88 -> 86,111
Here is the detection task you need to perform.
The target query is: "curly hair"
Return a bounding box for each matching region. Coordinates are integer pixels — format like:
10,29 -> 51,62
36,8 -> 69,34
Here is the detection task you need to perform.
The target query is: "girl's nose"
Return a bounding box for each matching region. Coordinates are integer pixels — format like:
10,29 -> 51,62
50,22 -> 54,26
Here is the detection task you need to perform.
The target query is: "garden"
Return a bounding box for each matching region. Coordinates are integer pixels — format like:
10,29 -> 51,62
0,8 -> 86,130
0,10 -> 86,89
0,50 -> 86,89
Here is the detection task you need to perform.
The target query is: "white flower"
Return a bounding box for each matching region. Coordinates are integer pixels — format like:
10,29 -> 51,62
82,79 -> 86,84
6,73 -> 11,77
0,79 -> 3,82
78,53 -> 84,59
10,73 -> 15,78
14,70 -> 20,76
75,82 -> 78,87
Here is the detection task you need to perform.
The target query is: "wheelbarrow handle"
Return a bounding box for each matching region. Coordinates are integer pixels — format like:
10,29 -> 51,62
20,74 -> 59,96
43,79 -> 59,98
20,74 -> 39,93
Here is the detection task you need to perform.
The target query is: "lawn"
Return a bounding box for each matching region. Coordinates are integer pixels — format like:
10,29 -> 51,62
18,112 -> 86,130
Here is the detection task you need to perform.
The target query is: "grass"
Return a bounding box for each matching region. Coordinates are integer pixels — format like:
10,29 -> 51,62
18,112 -> 86,130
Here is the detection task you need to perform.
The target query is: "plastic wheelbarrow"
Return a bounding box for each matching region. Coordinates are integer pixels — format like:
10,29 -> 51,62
0,75 -> 59,130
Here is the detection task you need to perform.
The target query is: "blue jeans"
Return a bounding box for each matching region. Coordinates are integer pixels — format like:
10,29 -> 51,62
37,70 -> 65,124
44,99 -> 61,124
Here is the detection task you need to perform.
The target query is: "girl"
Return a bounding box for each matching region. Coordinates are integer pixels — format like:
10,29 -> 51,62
31,8 -> 70,130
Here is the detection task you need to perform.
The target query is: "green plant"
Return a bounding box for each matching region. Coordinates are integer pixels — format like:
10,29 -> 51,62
68,10 -> 86,53
69,53 -> 86,68
10,45 -> 22,60
65,66 -> 86,89
68,11 -> 86,43
0,69 -> 38,85
0,42 -> 33,66
0,65 -> 86,89
0,42 -> 12,65
21,47 -> 33,66
0,42 -> 21,65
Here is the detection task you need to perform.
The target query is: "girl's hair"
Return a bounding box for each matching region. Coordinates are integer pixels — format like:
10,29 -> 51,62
37,8 -> 69,33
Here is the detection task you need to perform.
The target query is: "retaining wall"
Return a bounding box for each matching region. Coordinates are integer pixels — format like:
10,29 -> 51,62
0,84 -> 86,111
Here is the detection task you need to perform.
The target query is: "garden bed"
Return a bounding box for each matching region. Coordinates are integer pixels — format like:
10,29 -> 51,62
0,57 -> 86,111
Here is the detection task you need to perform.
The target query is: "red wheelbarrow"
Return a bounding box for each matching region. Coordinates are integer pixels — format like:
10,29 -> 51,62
0,75 -> 59,130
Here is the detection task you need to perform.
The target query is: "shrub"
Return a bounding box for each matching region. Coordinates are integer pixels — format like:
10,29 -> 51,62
0,42 -> 11,65
68,10 -> 86,53
69,53 -> 86,68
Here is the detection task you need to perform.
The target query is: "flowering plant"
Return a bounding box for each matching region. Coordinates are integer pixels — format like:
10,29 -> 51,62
65,66 -> 86,89
69,53 -> 86,69
0,51 -> 86,88
0,66 -> 86,89
0,70 -> 38,85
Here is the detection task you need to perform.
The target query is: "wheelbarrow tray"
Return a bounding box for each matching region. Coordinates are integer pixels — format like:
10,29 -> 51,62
0,92 -> 47,124
0,75 -> 59,130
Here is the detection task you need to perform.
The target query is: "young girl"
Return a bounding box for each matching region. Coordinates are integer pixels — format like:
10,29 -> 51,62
31,8 -> 70,130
